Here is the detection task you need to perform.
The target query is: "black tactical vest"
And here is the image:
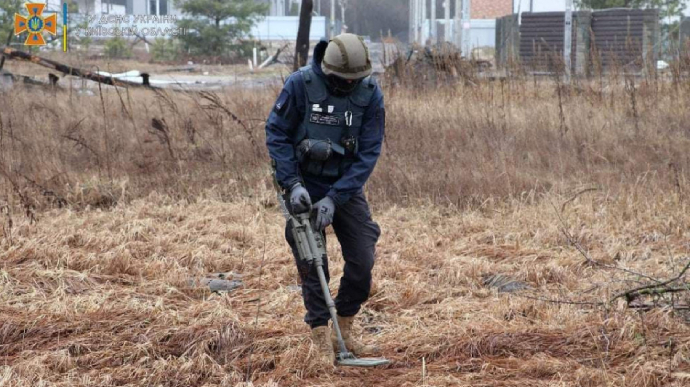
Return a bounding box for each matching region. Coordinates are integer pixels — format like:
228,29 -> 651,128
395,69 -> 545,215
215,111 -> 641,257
294,66 -> 376,178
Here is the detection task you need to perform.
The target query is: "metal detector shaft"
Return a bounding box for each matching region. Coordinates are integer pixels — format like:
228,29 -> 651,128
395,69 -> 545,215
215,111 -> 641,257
295,214 -> 350,356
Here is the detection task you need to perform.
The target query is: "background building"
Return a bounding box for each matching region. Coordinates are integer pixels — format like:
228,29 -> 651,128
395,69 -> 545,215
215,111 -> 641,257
474,0 -> 511,19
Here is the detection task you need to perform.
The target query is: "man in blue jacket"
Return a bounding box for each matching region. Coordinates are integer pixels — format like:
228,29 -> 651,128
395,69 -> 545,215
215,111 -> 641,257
265,33 -> 385,366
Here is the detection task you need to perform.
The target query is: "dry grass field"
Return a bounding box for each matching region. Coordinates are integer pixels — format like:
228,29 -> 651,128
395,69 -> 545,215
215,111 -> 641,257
1,66 -> 690,386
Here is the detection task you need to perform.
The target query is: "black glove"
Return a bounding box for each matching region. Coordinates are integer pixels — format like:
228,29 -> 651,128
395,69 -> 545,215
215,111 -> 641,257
313,197 -> 335,231
289,183 -> 312,214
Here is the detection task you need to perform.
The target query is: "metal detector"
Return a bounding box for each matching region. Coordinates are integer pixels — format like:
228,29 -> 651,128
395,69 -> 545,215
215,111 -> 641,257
273,166 -> 390,367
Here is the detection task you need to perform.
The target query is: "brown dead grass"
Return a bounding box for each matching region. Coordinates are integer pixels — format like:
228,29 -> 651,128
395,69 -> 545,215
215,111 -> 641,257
1,71 -> 690,386
1,187 -> 689,386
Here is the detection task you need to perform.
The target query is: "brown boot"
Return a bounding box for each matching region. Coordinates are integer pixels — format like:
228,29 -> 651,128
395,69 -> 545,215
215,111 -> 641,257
331,315 -> 380,357
311,326 -> 335,367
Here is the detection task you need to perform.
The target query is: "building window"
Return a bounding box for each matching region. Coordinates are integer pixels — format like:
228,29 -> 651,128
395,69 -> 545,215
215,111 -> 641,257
148,0 -> 168,15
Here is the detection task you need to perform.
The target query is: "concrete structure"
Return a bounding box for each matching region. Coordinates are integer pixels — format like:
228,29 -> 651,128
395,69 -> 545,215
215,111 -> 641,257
495,13 -> 519,67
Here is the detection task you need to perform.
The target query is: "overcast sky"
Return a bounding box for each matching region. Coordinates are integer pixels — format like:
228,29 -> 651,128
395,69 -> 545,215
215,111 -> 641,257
512,0 -> 690,16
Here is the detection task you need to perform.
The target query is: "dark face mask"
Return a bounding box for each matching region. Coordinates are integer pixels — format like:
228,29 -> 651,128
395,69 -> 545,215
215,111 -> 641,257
326,75 -> 361,96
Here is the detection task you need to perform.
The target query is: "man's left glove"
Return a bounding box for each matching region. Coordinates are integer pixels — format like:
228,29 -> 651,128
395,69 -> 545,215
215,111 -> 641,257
313,197 -> 335,231
289,183 -> 312,214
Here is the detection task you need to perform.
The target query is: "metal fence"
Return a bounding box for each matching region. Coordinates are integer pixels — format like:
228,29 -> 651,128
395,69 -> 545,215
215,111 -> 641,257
495,9 -> 661,75
519,11 -> 591,76
590,9 -> 659,73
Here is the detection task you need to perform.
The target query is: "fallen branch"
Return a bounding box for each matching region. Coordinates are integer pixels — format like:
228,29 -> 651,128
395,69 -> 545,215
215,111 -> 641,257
549,198 -> 690,312
611,260 -> 690,304
512,292 -> 605,307
2,47 -> 159,89
562,228 -> 663,283
628,303 -> 690,311
258,44 -> 288,70
551,199 -> 663,284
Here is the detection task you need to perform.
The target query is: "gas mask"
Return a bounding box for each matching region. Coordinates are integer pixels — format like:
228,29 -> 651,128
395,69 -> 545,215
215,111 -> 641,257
326,74 -> 362,97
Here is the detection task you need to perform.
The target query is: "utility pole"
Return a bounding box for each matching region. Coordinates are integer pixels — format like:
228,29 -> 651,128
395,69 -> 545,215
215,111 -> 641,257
431,0 -> 436,44
444,0 -> 450,43
421,0 -> 426,45
454,0 -> 461,47
409,0 -> 415,44
460,0 -> 470,57
411,0 -> 419,43
340,0 -> 347,33
294,0 -> 314,71
414,0 -> 419,44
417,0 -> 423,44
330,0 -> 336,38
564,0 -> 573,82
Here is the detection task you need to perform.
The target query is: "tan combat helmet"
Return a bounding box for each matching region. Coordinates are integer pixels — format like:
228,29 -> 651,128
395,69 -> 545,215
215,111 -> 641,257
322,33 -> 372,80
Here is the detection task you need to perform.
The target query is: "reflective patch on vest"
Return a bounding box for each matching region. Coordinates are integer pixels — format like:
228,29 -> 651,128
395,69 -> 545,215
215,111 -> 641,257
328,105 -> 335,113
309,113 -> 340,126
313,104 -> 323,113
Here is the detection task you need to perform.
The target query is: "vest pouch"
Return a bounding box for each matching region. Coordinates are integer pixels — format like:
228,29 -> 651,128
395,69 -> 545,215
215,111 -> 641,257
297,139 -> 333,162
297,138 -> 347,177
299,154 -> 345,177
310,141 -> 346,177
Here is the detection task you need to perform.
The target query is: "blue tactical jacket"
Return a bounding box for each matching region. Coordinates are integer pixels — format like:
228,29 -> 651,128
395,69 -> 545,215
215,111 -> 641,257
265,40 -> 385,207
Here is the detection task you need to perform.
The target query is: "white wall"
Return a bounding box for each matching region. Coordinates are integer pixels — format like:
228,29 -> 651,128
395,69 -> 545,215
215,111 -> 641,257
251,16 -> 327,41
75,0 -> 182,16
514,0 -> 567,14
421,19 -> 496,49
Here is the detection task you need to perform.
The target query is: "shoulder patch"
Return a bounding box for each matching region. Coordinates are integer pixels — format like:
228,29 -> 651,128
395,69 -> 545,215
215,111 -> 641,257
274,90 -> 289,113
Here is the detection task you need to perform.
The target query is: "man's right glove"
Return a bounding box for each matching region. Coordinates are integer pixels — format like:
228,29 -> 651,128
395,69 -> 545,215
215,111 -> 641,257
289,183 -> 312,214
313,197 -> 335,231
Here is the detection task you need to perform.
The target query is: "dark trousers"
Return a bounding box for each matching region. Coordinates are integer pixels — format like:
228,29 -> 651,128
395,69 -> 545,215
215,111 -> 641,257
285,192 -> 381,328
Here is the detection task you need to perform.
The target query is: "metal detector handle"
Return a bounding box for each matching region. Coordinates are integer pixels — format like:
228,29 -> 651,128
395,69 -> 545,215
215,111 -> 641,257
271,161 -> 315,264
